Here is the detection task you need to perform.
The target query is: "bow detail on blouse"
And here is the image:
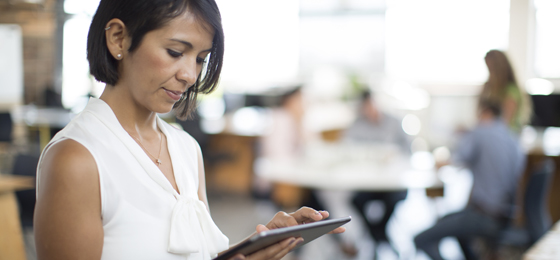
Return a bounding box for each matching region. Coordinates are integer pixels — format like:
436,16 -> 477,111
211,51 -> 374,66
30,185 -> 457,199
168,196 -> 229,258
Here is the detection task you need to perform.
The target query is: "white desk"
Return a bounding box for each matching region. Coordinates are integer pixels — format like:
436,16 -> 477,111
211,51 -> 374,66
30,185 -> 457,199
256,143 -> 443,192
523,220 -> 560,260
11,105 -> 75,150
257,143 -> 444,244
11,105 -> 74,129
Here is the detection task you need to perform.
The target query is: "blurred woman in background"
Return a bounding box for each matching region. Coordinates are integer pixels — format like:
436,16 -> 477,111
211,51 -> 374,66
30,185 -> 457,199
480,49 -> 532,133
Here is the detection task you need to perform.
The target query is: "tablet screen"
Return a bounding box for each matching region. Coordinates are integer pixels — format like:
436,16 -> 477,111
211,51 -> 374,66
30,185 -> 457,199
214,216 -> 351,260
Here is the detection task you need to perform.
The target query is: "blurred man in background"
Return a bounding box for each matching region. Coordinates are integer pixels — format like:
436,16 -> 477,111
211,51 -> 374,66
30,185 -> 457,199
343,90 -> 411,259
414,98 -> 526,260
342,90 -> 410,150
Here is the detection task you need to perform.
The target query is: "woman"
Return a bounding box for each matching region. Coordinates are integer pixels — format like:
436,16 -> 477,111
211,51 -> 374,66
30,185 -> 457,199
480,49 -> 532,133
33,1 -> 343,259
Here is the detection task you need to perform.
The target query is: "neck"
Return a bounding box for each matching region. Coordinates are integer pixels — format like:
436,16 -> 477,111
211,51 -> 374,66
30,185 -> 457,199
100,84 -> 159,137
478,113 -> 497,124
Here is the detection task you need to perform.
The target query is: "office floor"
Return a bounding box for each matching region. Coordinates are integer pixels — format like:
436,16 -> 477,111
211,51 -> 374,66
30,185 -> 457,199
23,168 -> 473,260
207,188 -> 467,260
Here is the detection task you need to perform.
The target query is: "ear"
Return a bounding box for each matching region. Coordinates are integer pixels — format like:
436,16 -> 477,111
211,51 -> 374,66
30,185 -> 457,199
104,18 -> 129,60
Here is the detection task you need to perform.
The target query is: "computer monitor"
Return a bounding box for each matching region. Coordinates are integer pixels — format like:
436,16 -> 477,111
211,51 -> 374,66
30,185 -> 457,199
530,94 -> 560,127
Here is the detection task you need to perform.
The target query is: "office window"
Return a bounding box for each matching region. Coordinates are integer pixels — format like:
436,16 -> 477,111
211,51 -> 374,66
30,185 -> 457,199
216,0 -> 300,92
61,0 -> 101,111
534,0 -> 560,78
385,0 -> 510,84
299,15 -> 385,79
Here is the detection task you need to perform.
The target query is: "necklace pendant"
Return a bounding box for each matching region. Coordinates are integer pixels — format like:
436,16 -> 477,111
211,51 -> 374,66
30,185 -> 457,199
156,159 -> 162,166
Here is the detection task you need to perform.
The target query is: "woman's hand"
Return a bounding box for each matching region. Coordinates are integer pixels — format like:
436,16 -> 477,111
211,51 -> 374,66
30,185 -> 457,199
265,207 -> 345,234
226,207 -> 346,260
227,235 -> 303,260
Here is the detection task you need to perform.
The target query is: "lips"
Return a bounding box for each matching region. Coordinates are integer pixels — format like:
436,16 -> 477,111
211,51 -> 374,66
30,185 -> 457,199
163,88 -> 184,101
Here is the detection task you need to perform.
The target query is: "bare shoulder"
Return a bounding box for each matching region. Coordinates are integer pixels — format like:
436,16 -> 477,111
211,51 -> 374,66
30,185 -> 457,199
35,138 -> 103,259
37,138 -> 101,213
39,138 -> 99,193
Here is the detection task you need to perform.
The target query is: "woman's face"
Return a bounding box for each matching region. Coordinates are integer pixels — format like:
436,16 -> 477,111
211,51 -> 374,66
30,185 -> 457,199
117,11 -> 214,114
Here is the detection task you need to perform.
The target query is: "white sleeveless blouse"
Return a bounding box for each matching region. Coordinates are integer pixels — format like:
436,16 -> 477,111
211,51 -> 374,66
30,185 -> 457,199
37,98 -> 229,260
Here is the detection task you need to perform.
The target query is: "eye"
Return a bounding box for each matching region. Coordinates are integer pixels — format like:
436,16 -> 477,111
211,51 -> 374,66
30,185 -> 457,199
167,49 -> 183,58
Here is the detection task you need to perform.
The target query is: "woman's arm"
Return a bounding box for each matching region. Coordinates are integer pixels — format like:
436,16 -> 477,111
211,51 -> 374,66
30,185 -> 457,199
34,139 -> 103,260
502,96 -> 518,127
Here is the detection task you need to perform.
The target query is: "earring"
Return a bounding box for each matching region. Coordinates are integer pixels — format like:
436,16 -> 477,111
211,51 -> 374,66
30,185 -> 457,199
105,26 -> 111,31
117,53 -> 122,59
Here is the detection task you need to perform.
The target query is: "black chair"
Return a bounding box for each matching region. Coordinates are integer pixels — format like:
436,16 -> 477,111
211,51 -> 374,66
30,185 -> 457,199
12,153 -> 40,228
498,159 -> 554,249
0,112 -> 14,173
0,112 -> 13,142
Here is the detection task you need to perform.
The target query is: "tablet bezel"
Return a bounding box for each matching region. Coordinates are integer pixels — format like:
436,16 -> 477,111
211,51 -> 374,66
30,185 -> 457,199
214,216 -> 351,260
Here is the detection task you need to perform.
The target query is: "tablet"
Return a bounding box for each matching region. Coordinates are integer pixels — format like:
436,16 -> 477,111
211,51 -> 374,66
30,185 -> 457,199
213,216 -> 351,260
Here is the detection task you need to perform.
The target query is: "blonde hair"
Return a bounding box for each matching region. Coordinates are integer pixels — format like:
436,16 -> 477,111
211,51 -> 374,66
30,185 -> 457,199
482,50 -> 517,99
481,50 -> 532,128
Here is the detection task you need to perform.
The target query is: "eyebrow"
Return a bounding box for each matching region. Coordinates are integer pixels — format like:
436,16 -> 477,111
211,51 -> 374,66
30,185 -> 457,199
170,38 -> 212,52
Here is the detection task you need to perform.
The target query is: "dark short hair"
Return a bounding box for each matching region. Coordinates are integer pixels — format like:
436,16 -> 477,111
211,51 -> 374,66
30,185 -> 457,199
359,89 -> 372,103
279,86 -> 302,106
478,97 -> 502,117
87,0 -> 224,119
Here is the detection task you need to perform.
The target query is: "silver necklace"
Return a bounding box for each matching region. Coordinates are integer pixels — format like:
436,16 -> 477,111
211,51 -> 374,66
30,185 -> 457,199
129,131 -> 163,166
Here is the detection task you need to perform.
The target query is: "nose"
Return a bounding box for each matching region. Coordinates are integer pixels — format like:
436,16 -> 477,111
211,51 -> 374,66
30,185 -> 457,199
176,57 -> 198,88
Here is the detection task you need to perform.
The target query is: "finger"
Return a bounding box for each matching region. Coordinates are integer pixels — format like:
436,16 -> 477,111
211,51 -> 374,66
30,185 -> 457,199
289,207 -> 325,224
318,210 -> 330,219
266,211 -> 299,230
255,224 -> 269,233
327,226 -> 346,234
270,237 -> 304,260
246,237 -> 297,260
228,254 -> 245,260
